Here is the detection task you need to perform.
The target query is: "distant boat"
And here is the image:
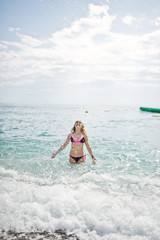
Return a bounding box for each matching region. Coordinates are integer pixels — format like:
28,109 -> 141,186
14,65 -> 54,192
140,107 -> 160,113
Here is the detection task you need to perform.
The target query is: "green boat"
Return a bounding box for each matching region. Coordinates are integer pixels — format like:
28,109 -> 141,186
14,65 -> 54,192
140,107 -> 160,113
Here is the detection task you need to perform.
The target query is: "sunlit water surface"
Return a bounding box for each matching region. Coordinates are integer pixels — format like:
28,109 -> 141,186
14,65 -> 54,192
0,104 -> 160,240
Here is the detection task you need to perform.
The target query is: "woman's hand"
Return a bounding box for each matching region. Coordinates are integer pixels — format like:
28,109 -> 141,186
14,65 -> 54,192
51,152 -> 56,159
92,157 -> 96,164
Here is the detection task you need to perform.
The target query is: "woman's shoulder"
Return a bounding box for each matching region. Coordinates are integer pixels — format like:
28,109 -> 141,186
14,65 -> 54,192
83,133 -> 88,139
68,133 -> 72,138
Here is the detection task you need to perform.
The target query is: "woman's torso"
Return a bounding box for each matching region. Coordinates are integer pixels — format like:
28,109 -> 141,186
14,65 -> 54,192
70,133 -> 85,156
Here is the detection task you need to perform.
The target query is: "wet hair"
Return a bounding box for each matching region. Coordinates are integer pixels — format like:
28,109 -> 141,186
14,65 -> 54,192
71,121 -> 86,134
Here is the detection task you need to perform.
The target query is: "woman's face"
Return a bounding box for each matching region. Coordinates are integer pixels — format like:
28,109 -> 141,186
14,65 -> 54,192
75,121 -> 82,128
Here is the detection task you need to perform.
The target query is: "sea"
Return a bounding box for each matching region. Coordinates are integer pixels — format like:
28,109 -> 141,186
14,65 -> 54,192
0,103 -> 160,240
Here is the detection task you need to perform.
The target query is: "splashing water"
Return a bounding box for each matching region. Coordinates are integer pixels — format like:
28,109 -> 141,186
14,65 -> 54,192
0,104 -> 160,240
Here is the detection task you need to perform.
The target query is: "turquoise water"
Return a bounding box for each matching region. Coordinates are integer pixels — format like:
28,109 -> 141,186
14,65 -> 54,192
0,104 -> 160,240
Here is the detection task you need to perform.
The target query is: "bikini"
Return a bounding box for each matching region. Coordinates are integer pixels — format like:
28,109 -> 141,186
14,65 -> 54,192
70,134 -> 86,162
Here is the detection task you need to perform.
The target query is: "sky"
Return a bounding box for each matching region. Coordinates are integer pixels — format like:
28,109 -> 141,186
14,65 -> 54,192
0,0 -> 160,106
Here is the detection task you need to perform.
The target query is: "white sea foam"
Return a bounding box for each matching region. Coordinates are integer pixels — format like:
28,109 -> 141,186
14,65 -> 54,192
0,166 -> 160,240
1,104 -> 160,239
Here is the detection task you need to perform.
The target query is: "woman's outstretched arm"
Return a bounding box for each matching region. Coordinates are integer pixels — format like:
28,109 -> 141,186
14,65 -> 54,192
84,134 -> 96,164
51,133 -> 71,159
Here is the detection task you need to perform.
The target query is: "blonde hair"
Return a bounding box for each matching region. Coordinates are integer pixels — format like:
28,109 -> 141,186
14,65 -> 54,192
71,121 -> 86,134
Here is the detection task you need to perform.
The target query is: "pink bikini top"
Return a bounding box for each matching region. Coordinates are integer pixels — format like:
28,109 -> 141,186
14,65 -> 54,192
71,134 -> 85,143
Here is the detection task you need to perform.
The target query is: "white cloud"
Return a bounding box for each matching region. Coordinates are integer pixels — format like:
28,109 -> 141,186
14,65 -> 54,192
8,27 -> 20,32
0,43 -> 7,49
17,34 -> 43,47
0,3 -> 160,89
89,3 -> 109,17
122,15 -> 137,25
50,3 -> 116,45
154,17 -> 160,26
0,79 -> 35,87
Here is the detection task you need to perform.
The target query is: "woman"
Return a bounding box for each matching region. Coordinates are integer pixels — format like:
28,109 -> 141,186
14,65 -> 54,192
51,121 -> 96,164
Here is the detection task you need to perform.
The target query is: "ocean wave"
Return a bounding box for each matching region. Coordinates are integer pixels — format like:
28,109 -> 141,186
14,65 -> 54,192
0,167 -> 160,240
